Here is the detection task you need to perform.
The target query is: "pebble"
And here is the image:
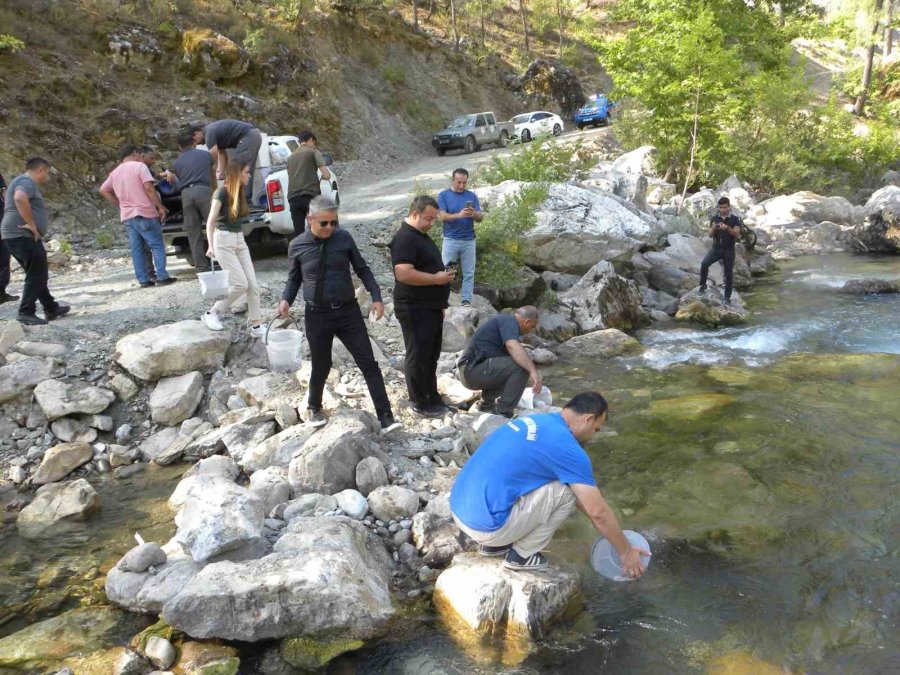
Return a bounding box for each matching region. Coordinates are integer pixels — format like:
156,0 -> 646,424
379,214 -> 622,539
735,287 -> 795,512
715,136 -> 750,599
400,519 -> 412,529
264,518 -> 284,530
96,459 -> 111,474
115,424 -> 131,443
8,466 -> 27,484
9,457 -> 27,467
419,456 -> 433,467
407,589 -> 422,599
418,566 -> 437,583
114,463 -> 147,479
26,446 -> 44,460
376,527 -> 389,538
375,520 -> 385,527
226,395 -> 247,410
388,523 -> 400,534
392,529 -> 412,547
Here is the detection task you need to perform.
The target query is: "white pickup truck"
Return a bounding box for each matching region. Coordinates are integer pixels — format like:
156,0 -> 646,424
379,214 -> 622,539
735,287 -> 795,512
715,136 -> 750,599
161,133 -> 339,255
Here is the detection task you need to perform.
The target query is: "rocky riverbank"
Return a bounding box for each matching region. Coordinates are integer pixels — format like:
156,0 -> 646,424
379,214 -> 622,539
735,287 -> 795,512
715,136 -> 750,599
1,144 -> 898,673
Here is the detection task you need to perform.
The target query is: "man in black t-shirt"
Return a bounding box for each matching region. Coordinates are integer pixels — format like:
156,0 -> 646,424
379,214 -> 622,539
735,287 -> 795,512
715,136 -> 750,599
390,195 -> 456,418
0,171 -> 20,305
699,196 -> 742,305
458,307 -> 542,418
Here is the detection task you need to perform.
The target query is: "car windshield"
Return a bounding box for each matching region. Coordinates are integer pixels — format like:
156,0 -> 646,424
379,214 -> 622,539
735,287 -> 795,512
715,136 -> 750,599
446,115 -> 475,129
582,102 -> 600,110
511,114 -> 531,124
286,140 -> 300,152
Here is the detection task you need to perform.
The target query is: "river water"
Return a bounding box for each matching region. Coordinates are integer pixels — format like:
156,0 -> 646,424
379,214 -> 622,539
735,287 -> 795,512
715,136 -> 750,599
334,254 -> 900,674
1,254 -> 897,673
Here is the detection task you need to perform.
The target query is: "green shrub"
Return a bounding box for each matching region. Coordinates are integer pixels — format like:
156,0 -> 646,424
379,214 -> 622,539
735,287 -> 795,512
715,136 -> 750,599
478,139 -> 592,184
380,64 -> 405,86
0,34 -> 25,53
95,231 -> 115,249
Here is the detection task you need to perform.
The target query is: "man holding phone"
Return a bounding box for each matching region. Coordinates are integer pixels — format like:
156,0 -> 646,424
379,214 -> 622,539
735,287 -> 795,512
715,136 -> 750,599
699,196 -> 741,306
438,168 -> 482,306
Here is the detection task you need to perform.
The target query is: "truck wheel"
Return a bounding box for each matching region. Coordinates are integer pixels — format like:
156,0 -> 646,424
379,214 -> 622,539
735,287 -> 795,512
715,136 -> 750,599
436,147 -> 446,156
577,123 -> 585,131
465,136 -> 476,154
498,131 -> 509,148
552,124 -> 562,136
522,129 -> 532,143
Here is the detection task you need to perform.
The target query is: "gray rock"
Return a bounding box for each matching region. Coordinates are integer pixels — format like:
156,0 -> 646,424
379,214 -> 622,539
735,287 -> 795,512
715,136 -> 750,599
116,424 -> 132,443
150,371 -> 204,425
536,311 -> 578,342
334,489 -> 368,519
222,420 -> 277,464
0,357 -> 62,404
434,552 -> 579,639
238,373 -> 303,408
840,278 -> 899,294
8,465 -> 27,484
557,329 -> 645,360
138,427 -> 182,463
241,423 -> 318,473
529,347 -> 558,366
273,398 -> 299,429
758,191 -> 863,227
117,542 -> 167,573
50,417 -> 97,443
113,320 -> 231,381
249,467 -> 292,515
162,518 -> 395,641
226,395 -> 247,411
356,457 -> 388,497
367,485 -> 420,522
106,556 -> 203,614
393,529 -> 413,547
183,455 -> 240,481
180,417 -> 206,437
559,260 -> 648,332
411,510 -> 464,567
540,271 -> 582,293
675,287 -> 749,327
11,340 -> 68,358
33,379 -> 115,421
17,479 -> 100,536
441,305 -> 483,352
472,412 -> 509,446
0,320 -> 24,357
82,414 -> 114,431
114,649 -> 152,675
109,373 -> 140,402
145,636 -> 176,669
153,422 -> 215,466
32,442 -> 94,484
288,413 -> 374,495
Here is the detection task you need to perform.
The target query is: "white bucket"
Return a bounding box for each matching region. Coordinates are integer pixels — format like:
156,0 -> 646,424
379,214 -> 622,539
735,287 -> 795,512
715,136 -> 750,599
265,317 -> 304,373
517,386 -> 553,410
198,258 -> 229,301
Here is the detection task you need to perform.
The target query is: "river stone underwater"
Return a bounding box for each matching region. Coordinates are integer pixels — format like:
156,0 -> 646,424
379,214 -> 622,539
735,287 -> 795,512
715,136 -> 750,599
0,254 -> 897,674
324,254 -> 899,674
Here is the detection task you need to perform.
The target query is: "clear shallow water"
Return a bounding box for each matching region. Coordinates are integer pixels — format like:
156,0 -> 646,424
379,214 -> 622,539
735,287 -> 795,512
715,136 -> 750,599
333,254 -> 900,674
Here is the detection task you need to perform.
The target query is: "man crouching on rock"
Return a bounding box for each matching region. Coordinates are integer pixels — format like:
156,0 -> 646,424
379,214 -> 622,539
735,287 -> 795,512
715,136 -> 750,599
450,392 -> 649,574
277,195 -> 401,435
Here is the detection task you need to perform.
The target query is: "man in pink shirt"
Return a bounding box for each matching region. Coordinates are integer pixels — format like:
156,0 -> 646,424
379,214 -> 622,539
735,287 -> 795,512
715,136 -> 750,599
100,144 -> 176,287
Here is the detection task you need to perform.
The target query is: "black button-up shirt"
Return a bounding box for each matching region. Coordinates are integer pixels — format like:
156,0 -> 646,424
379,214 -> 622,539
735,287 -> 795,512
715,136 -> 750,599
282,228 -> 382,307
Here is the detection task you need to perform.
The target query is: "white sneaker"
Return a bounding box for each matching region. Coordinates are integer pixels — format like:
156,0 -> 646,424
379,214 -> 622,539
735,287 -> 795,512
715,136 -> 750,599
249,324 -> 266,338
202,311 -> 223,331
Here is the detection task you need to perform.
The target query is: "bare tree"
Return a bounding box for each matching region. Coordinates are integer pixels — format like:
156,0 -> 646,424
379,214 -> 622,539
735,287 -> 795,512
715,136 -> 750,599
518,0 -> 531,55
413,0 -> 419,32
678,80 -> 702,209
557,0 -> 565,57
886,0 -> 894,56
854,0 -> 885,116
450,0 -> 460,50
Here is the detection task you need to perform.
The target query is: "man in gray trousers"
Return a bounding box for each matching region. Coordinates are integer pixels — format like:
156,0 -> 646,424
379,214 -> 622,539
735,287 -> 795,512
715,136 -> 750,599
458,305 -> 542,418
166,132 -> 216,272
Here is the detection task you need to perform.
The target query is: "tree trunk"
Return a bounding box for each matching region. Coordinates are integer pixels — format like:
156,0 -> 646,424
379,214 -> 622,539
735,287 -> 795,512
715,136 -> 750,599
886,1 -> 894,56
557,0 -> 564,58
480,0 -> 486,46
450,0 -> 460,51
678,82 -> 702,211
426,0 -> 435,21
413,0 -> 419,32
854,0 -> 884,116
519,0 -> 531,55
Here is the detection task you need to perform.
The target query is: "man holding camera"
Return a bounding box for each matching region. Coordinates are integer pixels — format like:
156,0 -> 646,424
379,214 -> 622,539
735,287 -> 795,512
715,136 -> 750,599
438,168 -> 482,306
699,196 -> 742,305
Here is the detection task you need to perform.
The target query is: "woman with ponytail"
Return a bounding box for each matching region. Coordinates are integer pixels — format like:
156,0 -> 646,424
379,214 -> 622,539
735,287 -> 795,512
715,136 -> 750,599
202,160 -> 264,336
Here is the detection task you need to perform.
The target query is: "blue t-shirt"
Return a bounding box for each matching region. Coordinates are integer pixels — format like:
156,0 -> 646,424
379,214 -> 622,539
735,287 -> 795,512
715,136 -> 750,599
450,413 -> 597,531
438,188 -> 481,240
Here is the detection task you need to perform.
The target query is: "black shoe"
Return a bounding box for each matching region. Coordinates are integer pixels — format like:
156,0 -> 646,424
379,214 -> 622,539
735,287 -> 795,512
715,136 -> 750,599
473,400 -> 496,414
478,543 -> 512,557
380,415 -> 403,435
0,290 -> 19,305
723,298 -> 732,307
304,408 -> 327,428
157,277 -> 177,286
140,281 -> 156,288
496,408 -> 515,419
461,300 -> 472,306
44,304 -> 70,321
698,286 -> 707,296
17,313 -> 48,326
412,404 -> 446,419
502,548 -> 548,571
438,396 -> 459,412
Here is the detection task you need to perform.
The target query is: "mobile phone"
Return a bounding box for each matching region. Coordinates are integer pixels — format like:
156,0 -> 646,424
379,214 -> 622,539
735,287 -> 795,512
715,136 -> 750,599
445,262 -> 458,274
465,201 -> 474,210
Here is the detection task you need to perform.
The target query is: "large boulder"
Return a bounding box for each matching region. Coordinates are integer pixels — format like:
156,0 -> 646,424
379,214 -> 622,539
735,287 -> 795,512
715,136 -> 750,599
854,185 -> 900,252
150,371 -> 204,425
106,555 -> 203,614
17,479 -> 100,536
643,233 -> 752,291
434,553 -> 579,639
611,145 -> 659,177
756,220 -> 853,258
182,29 -> 250,81
675,288 -> 749,327
840,278 -> 899,294
241,423 -> 319,473
367,485 -> 420,522
0,320 -> 24,357
475,267 -> 546,309
162,517 -> 395,641
32,442 -> 94,485
237,372 -> 303,408
536,311 -> 578,342
114,320 -> 230,381
441,305 -> 483,352
524,183 -> 665,273
558,260 -> 648,332
222,420 -> 278,465
412,497 -> 465,567
288,413 -> 374,495
517,58 -> 585,117
172,476 -> 266,562
355,456 -> 388,497
33,379 -> 114,421
249,467 -> 292,515
557,329 -> 645,360
758,191 -> 864,227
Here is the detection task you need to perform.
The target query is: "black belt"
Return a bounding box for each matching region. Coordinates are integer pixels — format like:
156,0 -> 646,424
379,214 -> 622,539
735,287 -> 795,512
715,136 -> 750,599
182,183 -> 210,190
305,299 -> 357,311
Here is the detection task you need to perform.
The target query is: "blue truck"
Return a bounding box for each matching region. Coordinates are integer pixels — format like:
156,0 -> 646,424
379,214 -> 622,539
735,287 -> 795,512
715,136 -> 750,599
574,94 -> 615,130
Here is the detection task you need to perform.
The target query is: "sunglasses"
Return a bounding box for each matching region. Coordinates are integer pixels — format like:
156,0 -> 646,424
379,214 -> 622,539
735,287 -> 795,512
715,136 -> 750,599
315,220 -> 339,228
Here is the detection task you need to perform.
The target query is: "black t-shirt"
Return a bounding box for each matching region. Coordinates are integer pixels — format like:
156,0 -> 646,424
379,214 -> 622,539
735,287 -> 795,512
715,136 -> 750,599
462,314 -> 520,365
710,214 -> 742,253
390,221 -> 451,309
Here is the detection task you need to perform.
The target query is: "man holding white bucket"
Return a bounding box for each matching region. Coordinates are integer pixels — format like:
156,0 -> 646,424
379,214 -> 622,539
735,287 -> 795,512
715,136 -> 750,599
450,392 -> 649,573
277,195 -> 401,434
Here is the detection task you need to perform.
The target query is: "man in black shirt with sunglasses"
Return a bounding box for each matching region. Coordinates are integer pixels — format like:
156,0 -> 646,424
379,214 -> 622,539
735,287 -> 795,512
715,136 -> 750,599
278,195 -> 401,435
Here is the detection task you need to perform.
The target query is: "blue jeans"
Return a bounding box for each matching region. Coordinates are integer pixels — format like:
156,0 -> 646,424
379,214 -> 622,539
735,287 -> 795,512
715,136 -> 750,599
442,237 -> 476,303
125,217 -> 169,283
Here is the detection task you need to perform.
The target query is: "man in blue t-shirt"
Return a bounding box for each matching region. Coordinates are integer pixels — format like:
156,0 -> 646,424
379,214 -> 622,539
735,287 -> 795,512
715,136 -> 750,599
450,392 -> 649,574
437,168 -> 482,306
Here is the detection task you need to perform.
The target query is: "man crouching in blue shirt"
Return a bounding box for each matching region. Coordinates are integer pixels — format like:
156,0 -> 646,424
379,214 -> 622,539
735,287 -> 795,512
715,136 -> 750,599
450,392 -> 649,574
